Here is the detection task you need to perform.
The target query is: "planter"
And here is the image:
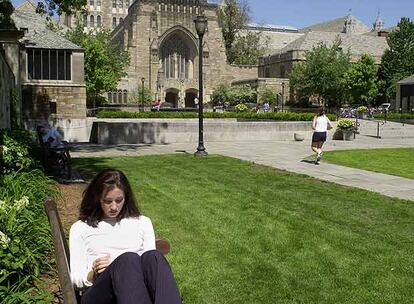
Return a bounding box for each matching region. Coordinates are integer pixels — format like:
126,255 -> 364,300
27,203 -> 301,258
342,129 -> 354,141
294,132 -> 304,141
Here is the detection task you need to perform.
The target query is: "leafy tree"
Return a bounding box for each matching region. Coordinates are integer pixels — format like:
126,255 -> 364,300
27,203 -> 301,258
128,86 -> 152,105
0,0 -> 15,28
289,39 -> 351,108
380,17 -> 414,99
258,86 -> 277,105
210,84 -> 256,106
343,54 -> 378,106
218,0 -> 267,64
36,0 -> 86,16
66,23 -> 130,108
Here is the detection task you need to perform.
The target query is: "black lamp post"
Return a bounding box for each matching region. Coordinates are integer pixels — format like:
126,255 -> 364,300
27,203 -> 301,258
194,15 -> 208,157
281,82 -> 285,112
141,77 -> 145,112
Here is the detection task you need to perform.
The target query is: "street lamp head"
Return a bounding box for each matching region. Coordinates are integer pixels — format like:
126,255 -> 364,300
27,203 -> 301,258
194,15 -> 208,37
141,77 -> 145,83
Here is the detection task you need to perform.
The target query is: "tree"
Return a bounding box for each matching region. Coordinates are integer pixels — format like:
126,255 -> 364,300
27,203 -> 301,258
258,86 -> 277,105
343,54 -> 378,106
289,39 -> 351,108
0,0 -> 15,28
128,86 -> 152,105
379,17 -> 414,99
218,0 -> 267,64
36,0 -> 86,16
66,23 -> 130,108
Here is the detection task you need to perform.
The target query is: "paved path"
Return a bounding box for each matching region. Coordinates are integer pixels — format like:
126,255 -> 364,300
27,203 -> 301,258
71,122 -> 414,201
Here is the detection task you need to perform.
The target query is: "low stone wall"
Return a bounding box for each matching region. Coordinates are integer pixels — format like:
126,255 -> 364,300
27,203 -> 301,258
90,119 -> 316,144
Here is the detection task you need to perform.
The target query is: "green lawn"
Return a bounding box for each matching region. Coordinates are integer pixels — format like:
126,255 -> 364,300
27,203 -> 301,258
73,155 -> 414,304
323,148 -> 414,179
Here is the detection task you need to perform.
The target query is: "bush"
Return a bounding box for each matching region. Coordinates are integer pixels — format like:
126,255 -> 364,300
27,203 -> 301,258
210,84 -> 257,106
235,103 -> 248,112
97,110 -> 337,121
0,170 -> 57,303
1,129 -> 39,174
374,113 -> 414,120
337,118 -> 354,130
357,106 -> 368,113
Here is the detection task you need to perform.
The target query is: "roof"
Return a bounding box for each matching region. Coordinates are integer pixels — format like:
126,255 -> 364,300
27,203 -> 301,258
300,15 -> 371,34
398,75 -> 414,85
247,23 -> 298,33
275,31 -> 388,60
11,1 -> 82,50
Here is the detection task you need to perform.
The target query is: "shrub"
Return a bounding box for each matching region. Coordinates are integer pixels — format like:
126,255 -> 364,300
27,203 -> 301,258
374,113 -> 414,120
337,118 -> 354,130
357,106 -> 368,113
97,110 -> 337,121
235,103 -> 248,112
0,170 -> 57,303
1,129 -> 39,174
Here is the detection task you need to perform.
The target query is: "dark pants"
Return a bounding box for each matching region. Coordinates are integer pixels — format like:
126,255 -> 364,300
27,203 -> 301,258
81,251 -> 182,304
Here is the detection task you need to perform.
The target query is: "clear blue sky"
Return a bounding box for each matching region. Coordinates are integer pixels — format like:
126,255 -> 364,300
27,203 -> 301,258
12,0 -> 414,29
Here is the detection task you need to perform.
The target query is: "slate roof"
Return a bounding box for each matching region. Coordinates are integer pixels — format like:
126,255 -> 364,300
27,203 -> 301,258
300,15 -> 371,34
11,1 -> 82,50
398,75 -> 414,85
275,31 -> 388,59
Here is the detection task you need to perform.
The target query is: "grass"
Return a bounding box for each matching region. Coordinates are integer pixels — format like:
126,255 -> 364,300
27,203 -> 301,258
73,154 -> 414,304
323,148 -> 414,179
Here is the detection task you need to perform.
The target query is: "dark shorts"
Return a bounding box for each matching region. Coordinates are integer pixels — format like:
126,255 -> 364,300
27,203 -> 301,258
312,131 -> 327,143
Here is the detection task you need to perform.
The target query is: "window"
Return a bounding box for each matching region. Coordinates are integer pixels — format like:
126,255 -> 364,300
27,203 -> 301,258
83,14 -> 87,26
118,91 -> 123,103
119,17 -> 123,24
97,15 -> 101,27
97,0 -> 101,5
123,90 -> 128,103
27,48 -> 72,81
90,15 -> 94,27
126,0 -> 129,7
89,0 -> 94,5
161,34 -> 193,79
112,0 -> 116,8
108,92 -> 113,102
112,17 -> 117,29
118,0 -> 123,8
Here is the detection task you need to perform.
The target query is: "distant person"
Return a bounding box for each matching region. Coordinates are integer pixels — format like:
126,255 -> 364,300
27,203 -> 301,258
263,102 -> 270,113
70,169 -> 182,304
37,125 -> 63,148
311,107 -> 333,165
154,99 -> 161,111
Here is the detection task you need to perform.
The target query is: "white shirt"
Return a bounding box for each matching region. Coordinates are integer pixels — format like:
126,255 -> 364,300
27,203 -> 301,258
69,216 -> 156,289
314,115 -> 329,132
42,128 -> 61,147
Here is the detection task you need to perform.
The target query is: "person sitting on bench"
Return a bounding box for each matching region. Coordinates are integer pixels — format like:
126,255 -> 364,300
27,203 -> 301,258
37,125 -> 64,148
69,169 -> 182,304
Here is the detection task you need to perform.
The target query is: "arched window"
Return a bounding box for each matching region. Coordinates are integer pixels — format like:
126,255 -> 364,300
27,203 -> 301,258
118,91 -> 123,104
97,15 -> 101,28
126,0 -> 130,7
120,17 -> 123,24
112,92 -> 117,103
123,90 -> 128,103
108,92 -> 113,102
112,17 -> 117,29
83,14 -> 87,26
89,0 -> 94,5
112,0 -> 116,8
161,33 -> 195,79
119,0 -> 123,8
97,0 -> 101,6
90,15 -> 94,28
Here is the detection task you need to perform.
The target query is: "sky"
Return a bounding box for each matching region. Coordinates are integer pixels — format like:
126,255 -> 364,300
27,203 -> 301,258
12,0 -> 414,29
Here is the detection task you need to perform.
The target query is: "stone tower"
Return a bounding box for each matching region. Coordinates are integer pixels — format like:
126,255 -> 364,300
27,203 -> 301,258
343,10 -> 356,34
373,11 -> 384,32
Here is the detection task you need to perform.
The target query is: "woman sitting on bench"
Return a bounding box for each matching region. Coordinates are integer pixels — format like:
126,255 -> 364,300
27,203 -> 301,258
69,169 -> 182,304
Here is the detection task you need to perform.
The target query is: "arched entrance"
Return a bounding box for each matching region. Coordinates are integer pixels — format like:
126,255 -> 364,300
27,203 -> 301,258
165,89 -> 179,108
185,89 -> 198,108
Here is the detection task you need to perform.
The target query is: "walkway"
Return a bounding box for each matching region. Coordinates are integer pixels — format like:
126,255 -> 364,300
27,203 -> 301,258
70,121 -> 414,201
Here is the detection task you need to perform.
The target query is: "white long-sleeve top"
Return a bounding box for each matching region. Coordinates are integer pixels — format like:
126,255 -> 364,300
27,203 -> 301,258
69,216 -> 156,289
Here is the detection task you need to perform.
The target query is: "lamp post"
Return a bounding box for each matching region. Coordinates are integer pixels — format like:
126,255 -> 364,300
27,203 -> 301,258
194,15 -> 208,157
141,77 -> 145,112
281,82 -> 285,112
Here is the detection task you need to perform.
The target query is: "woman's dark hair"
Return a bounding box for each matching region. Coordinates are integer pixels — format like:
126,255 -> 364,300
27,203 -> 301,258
79,169 -> 140,227
317,107 -> 325,116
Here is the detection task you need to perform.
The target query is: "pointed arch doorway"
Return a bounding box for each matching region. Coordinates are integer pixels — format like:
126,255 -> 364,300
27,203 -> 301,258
165,89 -> 179,108
185,89 -> 198,108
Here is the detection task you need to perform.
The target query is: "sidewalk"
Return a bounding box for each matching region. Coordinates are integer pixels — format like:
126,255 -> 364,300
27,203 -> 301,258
70,131 -> 414,201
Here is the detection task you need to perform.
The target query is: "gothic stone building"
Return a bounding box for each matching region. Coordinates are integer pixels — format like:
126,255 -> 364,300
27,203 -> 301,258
63,0 -> 257,108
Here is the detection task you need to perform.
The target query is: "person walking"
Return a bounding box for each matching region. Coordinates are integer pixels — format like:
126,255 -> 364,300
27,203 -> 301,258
69,169 -> 182,304
311,107 -> 333,165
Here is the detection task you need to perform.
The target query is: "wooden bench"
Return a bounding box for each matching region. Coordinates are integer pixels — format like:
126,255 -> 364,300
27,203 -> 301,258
44,198 -> 171,304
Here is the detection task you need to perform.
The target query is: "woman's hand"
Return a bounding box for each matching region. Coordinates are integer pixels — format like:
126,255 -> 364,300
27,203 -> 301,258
93,255 -> 111,275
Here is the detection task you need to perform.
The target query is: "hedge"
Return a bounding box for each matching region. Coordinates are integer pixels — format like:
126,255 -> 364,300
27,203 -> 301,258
97,111 -> 337,121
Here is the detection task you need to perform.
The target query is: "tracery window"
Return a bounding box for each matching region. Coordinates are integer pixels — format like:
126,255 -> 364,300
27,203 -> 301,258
112,0 -> 116,8
97,15 -> 101,28
112,17 -> 117,29
90,15 -> 94,27
161,34 -> 193,79
83,14 -> 87,26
